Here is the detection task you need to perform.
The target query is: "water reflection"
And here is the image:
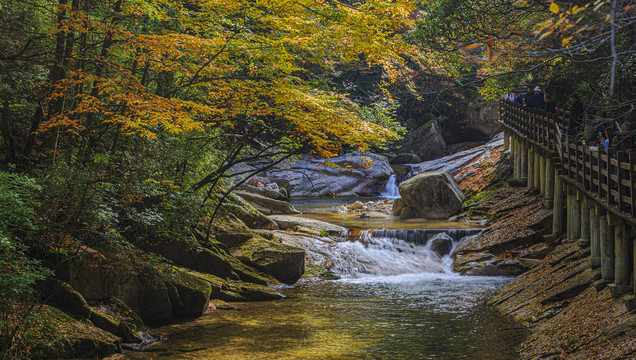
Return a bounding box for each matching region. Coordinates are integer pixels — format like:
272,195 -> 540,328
289,197 -> 478,231
126,275 -> 528,360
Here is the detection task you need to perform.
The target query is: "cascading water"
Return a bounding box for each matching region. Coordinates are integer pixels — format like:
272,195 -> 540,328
379,174 -> 401,199
326,228 -> 481,278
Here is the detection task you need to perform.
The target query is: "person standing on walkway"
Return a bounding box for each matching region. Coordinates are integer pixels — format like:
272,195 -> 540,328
544,93 -> 556,113
532,86 -> 545,110
524,86 -> 533,107
568,93 -> 584,141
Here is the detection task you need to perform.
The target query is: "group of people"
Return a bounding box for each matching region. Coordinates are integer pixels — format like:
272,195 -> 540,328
504,86 -> 555,113
504,86 -> 634,155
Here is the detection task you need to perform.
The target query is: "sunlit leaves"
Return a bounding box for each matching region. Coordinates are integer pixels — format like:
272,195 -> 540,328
41,0 -> 423,155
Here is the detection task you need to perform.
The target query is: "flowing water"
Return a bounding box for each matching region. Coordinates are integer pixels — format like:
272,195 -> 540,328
379,174 -> 401,199
125,228 -> 529,359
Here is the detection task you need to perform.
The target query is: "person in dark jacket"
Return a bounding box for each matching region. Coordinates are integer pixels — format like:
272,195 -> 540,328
544,93 -> 556,113
524,86 -> 533,107
611,123 -> 634,155
532,86 -> 545,109
568,93 -> 584,140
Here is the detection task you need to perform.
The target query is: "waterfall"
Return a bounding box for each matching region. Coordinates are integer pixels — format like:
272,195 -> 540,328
379,174 -> 400,199
369,228 -> 482,245
326,228 -> 482,278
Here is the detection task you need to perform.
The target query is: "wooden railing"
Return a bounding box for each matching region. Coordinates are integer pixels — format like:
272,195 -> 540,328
500,100 -> 636,222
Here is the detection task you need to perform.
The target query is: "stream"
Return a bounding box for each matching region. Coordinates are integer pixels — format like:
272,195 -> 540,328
125,199 -> 529,359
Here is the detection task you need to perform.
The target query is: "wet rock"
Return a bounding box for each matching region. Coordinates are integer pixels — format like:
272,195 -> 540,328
428,233 -> 454,257
233,236 -> 305,284
359,211 -> 390,219
350,201 -> 364,210
396,171 -> 465,219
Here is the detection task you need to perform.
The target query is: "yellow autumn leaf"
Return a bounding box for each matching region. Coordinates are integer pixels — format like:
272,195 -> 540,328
550,2 -> 559,13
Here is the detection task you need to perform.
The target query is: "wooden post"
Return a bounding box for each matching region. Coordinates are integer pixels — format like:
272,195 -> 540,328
569,191 -> 581,242
528,146 -> 535,189
504,129 -> 510,151
539,153 -> 546,196
534,151 -> 541,192
521,142 -> 528,179
566,186 -> 573,240
609,221 -> 631,297
553,174 -> 564,235
579,196 -> 591,247
513,138 -> 520,179
589,204 -> 601,268
600,213 -> 615,281
545,157 -> 555,207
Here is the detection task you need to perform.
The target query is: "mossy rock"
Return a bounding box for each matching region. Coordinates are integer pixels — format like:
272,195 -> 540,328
176,267 -> 283,302
213,214 -> 257,247
29,305 -> 120,359
221,195 -> 279,230
165,268 -> 212,318
40,277 -> 92,317
55,248 -> 173,326
134,236 -> 242,281
234,236 -> 305,284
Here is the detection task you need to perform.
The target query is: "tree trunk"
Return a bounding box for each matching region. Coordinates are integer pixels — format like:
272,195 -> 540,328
1,98 -> 16,165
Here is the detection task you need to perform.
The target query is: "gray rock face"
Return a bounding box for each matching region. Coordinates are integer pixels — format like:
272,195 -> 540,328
428,233 -> 454,257
395,171 -> 465,219
395,120 -> 446,161
411,133 -> 504,175
231,152 -> 392,197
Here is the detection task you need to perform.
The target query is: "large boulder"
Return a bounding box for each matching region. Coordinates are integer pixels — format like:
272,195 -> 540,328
166,269 -> 212,319
395,171 -> 465,219
232,152 -> 393,197
56,248 -> 173,326
233,236 -> 305,284
395,120 -> 446,161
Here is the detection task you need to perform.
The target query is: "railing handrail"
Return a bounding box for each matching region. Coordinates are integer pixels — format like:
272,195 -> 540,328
499,100 -> 635,224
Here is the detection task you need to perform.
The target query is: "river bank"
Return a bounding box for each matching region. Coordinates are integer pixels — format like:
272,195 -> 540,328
450,150 -> 636,359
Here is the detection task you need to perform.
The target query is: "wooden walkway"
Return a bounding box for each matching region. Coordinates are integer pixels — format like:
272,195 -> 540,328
499,100 -> 635,297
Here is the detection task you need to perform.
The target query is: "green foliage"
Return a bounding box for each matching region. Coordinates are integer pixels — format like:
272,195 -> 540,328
0,170 -> 41,239
0,236 -> 51,313
0,171 -> 51,355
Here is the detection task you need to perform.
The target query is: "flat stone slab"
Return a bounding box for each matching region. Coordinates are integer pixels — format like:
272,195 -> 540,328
268,215 -> 348,236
